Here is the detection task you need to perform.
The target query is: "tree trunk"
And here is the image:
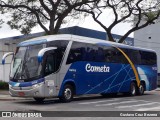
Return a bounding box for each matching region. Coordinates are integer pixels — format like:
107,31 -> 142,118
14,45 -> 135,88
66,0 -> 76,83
107,32 -> 115,42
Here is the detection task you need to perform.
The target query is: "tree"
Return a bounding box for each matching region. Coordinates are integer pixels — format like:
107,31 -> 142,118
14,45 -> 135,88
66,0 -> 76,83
0,0 -> 97,34
75,0 -> 160,43
0,19 -> 3,28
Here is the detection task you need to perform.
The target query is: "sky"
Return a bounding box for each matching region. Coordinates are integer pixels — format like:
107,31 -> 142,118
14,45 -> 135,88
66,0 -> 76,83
0,9 -> 133,39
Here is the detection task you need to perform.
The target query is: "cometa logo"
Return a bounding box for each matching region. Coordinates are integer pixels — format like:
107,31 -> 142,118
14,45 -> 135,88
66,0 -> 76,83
85,63 -> 110,72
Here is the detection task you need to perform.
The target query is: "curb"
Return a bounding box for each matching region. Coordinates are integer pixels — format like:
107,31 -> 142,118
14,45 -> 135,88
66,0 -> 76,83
155,88 -> 160,91
0,95 -> 32,101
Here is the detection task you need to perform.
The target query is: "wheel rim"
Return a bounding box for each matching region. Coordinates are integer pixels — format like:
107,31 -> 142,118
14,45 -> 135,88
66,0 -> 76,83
64,88 -> 72,100
131,85 -> 136,95
139,85 -> 144,94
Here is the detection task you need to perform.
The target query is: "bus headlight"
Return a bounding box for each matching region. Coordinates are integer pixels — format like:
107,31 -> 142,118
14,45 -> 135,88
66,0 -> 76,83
32,83 -> 41,88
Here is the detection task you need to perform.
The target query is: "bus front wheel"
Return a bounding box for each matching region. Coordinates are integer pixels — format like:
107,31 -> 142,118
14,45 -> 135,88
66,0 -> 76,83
59,84 -> 73,102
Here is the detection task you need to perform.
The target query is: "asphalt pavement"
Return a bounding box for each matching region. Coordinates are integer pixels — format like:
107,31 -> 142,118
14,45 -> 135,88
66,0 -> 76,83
0,90 -> 31,101
0,88 -> 160,101
0,89 -> 160,119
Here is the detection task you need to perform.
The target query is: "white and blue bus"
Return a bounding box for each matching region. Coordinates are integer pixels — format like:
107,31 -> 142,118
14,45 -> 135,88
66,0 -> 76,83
2,34 -> 157,102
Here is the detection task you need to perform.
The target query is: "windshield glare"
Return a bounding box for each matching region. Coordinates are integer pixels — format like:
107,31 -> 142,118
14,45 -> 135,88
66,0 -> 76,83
10,44 -> 44,81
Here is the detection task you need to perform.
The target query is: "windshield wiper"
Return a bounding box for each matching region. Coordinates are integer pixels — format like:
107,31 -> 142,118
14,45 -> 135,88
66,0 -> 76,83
21,64 -> 30,80
13,61 -> 22,79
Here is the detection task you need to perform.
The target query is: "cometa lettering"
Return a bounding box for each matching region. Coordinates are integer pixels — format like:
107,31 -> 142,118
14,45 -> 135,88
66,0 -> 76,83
85,63 -> 110,72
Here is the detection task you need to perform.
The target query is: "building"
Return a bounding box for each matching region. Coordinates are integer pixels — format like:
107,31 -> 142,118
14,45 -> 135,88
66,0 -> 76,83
134,23 -> 160,84
0,26 -> 133,82
0,32 -> 44,82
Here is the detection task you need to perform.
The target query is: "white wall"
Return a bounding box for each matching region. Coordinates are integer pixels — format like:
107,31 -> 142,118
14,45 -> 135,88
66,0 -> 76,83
134,22 -> 160,74
0,33 -> 45,82
0,39 -> 22,82
0,64 -> 11,82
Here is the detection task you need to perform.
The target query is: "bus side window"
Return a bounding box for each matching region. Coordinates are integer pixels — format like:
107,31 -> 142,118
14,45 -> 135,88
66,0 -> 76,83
66,42 -> 85,64
117,48 -> 128,64
140,51 -> 156,65
103,46 -> 116,63
45,54 -> 54,76
104,51 -> 112,62
44,53 -> 59,76
85,45 -> 95,61
96,46 -> 105,62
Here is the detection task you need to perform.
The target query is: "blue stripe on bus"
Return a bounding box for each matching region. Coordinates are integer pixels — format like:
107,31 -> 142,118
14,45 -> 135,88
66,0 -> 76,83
58,62 -> 157,96
18,39 -> 47,47
9,78 -> 45,87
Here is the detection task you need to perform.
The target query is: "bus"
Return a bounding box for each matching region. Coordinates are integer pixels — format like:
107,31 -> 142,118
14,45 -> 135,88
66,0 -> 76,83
2,34 -> 157,102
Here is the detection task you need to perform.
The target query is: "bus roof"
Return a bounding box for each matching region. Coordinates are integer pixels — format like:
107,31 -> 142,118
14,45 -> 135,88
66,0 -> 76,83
18,34 -> 156,53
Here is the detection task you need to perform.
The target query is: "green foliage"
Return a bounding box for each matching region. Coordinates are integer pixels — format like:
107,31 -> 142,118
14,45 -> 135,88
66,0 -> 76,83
144,11 -> 160,21
0,81 -> 9,90
147,12 -> 157,20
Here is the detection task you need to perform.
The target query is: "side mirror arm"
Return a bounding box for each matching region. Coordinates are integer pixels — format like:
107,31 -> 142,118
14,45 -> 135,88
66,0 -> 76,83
2,52 -> 14,65
38,47 -> 57,63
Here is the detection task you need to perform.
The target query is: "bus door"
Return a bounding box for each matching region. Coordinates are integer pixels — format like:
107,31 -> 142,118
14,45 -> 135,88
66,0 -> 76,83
43,50 -> 60,97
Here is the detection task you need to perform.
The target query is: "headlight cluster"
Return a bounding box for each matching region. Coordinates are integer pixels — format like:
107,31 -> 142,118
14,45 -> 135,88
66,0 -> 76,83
32,83 -> 41,88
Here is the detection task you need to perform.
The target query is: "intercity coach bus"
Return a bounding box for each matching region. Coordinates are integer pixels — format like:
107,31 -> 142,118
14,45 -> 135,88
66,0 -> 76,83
2,34 -> 157,102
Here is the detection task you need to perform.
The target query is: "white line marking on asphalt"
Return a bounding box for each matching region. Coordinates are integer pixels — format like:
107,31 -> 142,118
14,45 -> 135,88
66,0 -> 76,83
116,102 -> 159,109
137,106 -> 160,111
78,98 -> 121,105
95,100 -> 144,107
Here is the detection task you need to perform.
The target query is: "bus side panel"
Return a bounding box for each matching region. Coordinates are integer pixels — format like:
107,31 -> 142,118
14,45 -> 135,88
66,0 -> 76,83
137,65 -> 157,91
59,61 -> 136,96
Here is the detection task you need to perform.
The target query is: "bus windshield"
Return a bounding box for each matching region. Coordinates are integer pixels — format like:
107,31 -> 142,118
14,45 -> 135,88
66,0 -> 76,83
10,44 -> 44,81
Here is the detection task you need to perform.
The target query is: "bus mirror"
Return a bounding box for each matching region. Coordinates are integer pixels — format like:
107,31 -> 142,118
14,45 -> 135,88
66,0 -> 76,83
2,52 -> 14,65
38,47 -> 57,63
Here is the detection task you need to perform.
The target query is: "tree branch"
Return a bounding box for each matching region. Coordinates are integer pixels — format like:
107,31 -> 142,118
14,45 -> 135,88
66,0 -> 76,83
0,2 -> 49,34
118,10 -> 160,43
39,0 -> 51,14
108,1 -> 133,31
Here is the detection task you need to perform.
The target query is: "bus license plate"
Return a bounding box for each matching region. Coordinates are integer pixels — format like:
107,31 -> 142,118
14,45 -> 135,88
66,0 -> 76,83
18,92 -> 25,96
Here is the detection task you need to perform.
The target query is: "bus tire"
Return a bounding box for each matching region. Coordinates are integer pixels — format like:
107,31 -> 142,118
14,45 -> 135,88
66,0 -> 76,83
137,82 -> 145,95
59,84 -> 73,103
129,82 -> 137,96
34,97 -> 45,103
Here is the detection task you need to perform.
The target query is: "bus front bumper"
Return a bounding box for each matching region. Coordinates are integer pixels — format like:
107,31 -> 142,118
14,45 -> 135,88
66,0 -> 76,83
9,83 -> 45,98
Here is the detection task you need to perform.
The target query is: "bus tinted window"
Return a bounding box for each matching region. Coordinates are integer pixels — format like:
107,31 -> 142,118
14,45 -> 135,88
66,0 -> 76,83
96,46 -> 105,62
67,42 -> 129,64
104,47 -> 128,64
47,40 -> 69,70
123,49 -> 141,65
122,48 -> 156,65
66,42 -> 85,64
84,45 -> 93,61
67,42 -> 156,65
140,51 -> 156,65
48,40 -> 69,52
66,42 -> 106,64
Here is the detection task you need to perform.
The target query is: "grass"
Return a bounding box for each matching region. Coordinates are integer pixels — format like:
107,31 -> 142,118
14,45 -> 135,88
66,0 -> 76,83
0,81 -> 9,90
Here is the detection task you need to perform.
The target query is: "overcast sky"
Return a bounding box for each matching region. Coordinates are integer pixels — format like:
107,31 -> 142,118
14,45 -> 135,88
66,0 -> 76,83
0,9 -> 133,39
